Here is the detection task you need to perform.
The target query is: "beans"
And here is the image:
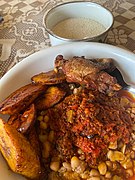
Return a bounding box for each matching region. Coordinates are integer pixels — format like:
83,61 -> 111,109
126,169 -> 133,177
63,162 -> 72,171
58,166 -> 66,173
40,121 -> 48,129
98,162 -> 107,175
80,170 -> 90,179
79,154 -> 85,161
121,144 -> 126,154
43,140 -> 51,158
106,161 -> 113,170
112,175 -> 122,180
50,161 -> 60,172
112,162 -> 117,171
63,171 -> 81,179
37,115 -> 43,121
88,177 -> 100,180
78,148 -> 84,155
39,134 -> 48,142
121,158 -> 133,169
75,161 -> 87,174
132,144 -> 135,151
90,169 -> 100,177
48,130 -> 54,142
71,156 -> 80,170
105,171 -> 112,179
107,150 -> 125,162
40,111 -> 46,116
44,115 -> 49,122
130,151 -> 135,159
109,140 -> 117,149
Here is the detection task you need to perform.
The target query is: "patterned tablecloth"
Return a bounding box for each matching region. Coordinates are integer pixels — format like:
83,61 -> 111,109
0,0 -> 135,78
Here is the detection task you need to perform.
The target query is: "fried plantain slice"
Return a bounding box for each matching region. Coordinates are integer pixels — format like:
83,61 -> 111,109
27,126 -> 41,159
18,103 -> 36,134
8,113 -> 21,129
35,86 -> 66,110
0,118 -> 41,179
31,70 -> 66,85
7,104 -> 36,134
0,83 -> 47,115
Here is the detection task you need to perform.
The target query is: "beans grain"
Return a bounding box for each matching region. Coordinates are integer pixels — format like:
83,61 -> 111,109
98,162 -> 107,175
50,161 -> 60,172
71,156 -> 80,170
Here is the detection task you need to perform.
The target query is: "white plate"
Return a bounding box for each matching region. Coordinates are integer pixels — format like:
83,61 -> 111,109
0,42 -> 135,180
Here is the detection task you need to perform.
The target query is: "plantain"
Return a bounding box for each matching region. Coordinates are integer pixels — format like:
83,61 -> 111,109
0,118 -> 41,179
35,86 -> 66,110
0,83 -> 47,115
31,70 -> 66,85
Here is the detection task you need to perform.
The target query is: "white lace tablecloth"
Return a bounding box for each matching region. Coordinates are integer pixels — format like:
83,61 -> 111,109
0,0 -> 135,78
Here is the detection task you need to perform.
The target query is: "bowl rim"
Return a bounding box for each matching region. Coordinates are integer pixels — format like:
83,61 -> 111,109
44,1 -> 114,42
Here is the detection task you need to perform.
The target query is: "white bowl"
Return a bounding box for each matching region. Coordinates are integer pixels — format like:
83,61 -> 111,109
0,42 -> 135,180
44,1 -> 114,46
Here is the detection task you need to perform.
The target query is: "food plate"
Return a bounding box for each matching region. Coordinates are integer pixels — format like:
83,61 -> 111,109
0,42 -> 135,180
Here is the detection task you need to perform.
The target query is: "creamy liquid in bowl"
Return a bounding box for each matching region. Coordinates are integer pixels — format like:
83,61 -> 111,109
52,18 -> 106,39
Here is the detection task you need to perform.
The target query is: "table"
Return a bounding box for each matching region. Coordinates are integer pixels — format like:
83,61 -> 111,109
0,0 -> 135,78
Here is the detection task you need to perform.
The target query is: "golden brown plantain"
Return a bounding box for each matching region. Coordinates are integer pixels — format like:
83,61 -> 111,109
35,86 -> 66,110
27,126 -> 41,159
8,114 -> 21,129
31,70 -> 66,85
18,104 -> 36,134
0,83 -> 47,115
8,104 -> 36,134
0,118 -> 41,179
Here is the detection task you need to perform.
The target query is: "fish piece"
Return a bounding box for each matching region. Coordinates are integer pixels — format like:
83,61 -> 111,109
55,55 -> 121,95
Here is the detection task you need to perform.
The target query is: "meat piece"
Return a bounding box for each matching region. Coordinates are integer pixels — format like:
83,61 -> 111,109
31,70 -> 66,85
0,83 -> 47,115
55,55 -> 121,95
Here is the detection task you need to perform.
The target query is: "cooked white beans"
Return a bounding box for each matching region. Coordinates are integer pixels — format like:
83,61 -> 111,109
43,140 -> 51,158
63,162 -> 72,171
109,140 -> 117,149
121,144 -> 126,154
105,171 -> 112,178
71,156 -> 80,170
126,169 -> 133,177
48,130 -> 54,142
107,150 -> 125,162
89,169 -> 100,177
121,158 -> 133,169
98,162 -> 107,175
88,177 -> 100,180
50,161 -> 60,172
75,161 -> 87,174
